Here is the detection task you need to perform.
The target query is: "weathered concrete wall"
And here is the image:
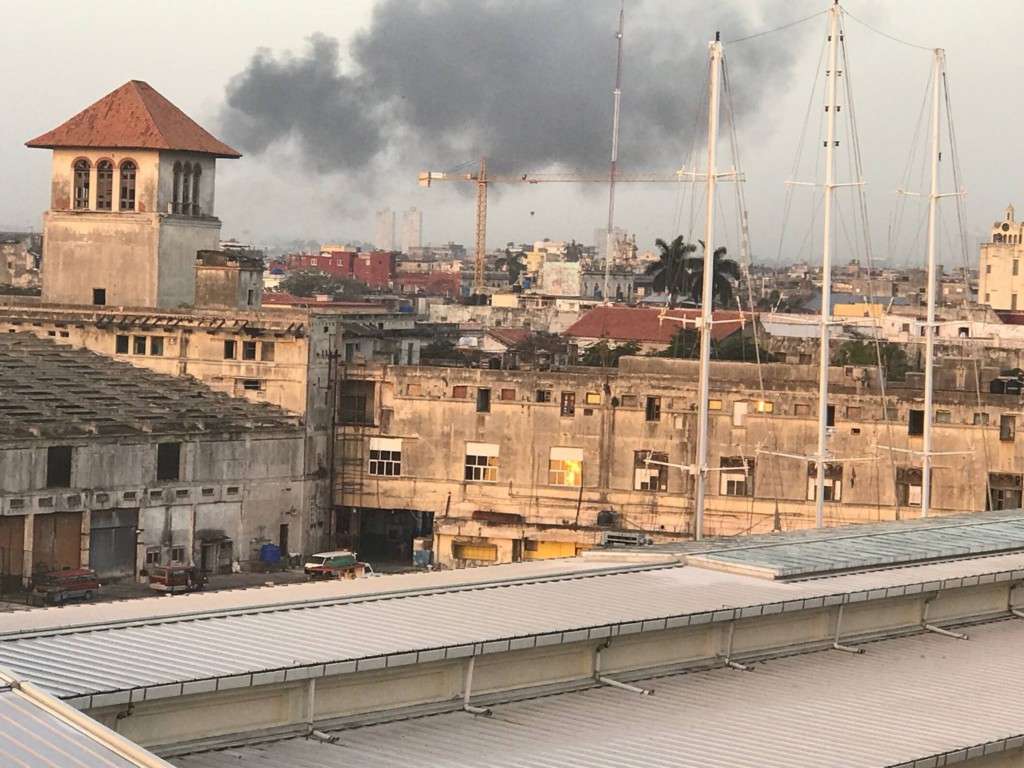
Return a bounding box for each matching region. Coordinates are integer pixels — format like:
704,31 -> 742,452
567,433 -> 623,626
157,218 -> 221,307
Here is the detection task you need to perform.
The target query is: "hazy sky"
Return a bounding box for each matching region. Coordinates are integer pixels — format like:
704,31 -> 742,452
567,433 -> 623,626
0,1 -> 1015,272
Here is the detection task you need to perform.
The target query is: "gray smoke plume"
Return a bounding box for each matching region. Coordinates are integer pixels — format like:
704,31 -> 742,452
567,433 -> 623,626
220,0 -> 811,176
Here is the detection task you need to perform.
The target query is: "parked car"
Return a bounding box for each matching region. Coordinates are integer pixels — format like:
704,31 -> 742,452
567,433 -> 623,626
305,551 -> 376,580
304,550 -> 357,576
149,565 -> 206,594
31,568 -> 100,606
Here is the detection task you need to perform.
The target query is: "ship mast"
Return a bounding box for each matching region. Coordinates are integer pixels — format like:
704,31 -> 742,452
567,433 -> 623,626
813,2 -> 841,527
921,48 -> 944,517
603,4 -> 626,302
693,34 -> 724,540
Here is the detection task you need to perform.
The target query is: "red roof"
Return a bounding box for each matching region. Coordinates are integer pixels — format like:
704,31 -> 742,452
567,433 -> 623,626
485,328 -> 535,349
26,81 -> 241,158
565,305 -> 750,344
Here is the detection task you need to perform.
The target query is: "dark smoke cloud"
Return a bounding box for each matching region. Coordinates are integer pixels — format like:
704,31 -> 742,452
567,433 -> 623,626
221,0 -> 805,177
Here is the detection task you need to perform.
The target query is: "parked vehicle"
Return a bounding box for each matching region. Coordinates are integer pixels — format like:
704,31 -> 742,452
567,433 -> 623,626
149,565 -> 206,594
31,568 -> 100,606
305,551 -> 374,580
304,550 -> 357,576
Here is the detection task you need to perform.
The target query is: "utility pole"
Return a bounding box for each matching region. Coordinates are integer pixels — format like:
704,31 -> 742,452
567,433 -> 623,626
603,4 -> 625,302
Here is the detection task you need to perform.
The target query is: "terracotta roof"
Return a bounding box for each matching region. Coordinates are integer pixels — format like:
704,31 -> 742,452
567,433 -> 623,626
564,305 -> 750,344
26,80 -> 241,158
485,328 -> 535,349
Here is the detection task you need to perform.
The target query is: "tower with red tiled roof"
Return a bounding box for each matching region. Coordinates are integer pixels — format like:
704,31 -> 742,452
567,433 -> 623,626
26,81 -> 241,308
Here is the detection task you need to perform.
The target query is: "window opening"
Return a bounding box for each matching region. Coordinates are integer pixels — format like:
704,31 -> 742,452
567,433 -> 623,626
719,457 -> 754,496
465,442 -> 499,482
634,451 -> 668,491
476,388 -> 491,413
806,462 -> 843,501
908,409 -> 925,436
560,391 -> 576,417
645,396 -> 662,422
92,288 -> 106,306
368,437 -> 402,476
242,340 -> 257,360
1001,414 -> 1016,441
157,443 -> 182,481
548,446 -> 583,486
73,160 -> 90,209
223,340 -> 236,359
119,161 -> 136,211
261,341 -> 275,361
96,161 -> 113,210
46,445 -> 73,489
133,336 -> 147,355
115,335 -> 129,354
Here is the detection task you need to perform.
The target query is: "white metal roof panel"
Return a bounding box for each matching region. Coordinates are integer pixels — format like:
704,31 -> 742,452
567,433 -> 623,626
171,619 -> 1024,768
2,552 -> 1024,702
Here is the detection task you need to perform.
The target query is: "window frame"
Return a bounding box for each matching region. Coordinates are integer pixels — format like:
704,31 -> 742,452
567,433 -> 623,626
719,457 -> 754,497
634,450 -> 668,492
464,442 -> 499,482
548,446 -> 583,487
119,160 -> 137,211
95,160 -> 114,211
368,437 -> 402,477
73,159 -> 91,210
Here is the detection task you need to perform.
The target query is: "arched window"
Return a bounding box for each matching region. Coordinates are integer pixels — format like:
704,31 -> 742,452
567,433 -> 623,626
119,161 -> 137,211
73,160 -> 91,209
181,162 -> 192,215
191,164 -> 202,215
96,160 -> 113,210
172,162 -> 182,213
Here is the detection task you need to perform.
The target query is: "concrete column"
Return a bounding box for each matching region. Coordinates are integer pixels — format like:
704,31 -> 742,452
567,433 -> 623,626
80,508 -> 91,570
21,514 -> 34,586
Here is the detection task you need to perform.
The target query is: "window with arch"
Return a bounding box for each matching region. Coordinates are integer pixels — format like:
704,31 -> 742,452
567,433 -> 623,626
73,160 -> 90,209
191,164 -> 202,215
119,161 -> 137,211
172,162 -> 182,213
181,162 -> 192,215
96,160 -> 114,210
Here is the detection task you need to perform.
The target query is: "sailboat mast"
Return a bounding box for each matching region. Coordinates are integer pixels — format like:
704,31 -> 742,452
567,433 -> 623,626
603,4 -> 625,302
814,3 -> 841,528
921,48 -> 944,517
693,35 -> 723,541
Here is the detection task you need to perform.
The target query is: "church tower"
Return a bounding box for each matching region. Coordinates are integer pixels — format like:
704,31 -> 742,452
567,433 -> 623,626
26,80 -> 241,308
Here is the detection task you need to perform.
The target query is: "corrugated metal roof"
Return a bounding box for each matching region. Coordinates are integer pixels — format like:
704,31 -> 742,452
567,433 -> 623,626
685,513 -> 1024,579
0,670 -> 172,767
2,552 -> 1024,705
171,619 -> 1024,768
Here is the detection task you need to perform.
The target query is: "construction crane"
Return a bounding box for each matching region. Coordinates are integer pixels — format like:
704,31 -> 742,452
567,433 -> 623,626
419,156 -> 687,293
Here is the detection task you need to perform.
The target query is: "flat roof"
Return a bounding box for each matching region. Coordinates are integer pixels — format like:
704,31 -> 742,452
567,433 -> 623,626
2,551 -> 1023,705
0,669 -> 172,767
172,618 -> 1024,768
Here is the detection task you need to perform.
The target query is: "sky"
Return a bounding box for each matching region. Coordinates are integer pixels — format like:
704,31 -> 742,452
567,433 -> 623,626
0,1 -> 1017,271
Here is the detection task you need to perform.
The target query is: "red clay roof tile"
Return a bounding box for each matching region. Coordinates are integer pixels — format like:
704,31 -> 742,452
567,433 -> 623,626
565,305 -> 750,344
26,80 -> 241,158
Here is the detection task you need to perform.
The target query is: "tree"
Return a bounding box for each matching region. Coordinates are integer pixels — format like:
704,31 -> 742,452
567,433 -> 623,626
687,240 -> 742,309
579,339 -> 641,368
495,249 -> 526,284
645,236 -> 697,308
833,340 -> 909,381
655,327 -> 774,362
654,328 -> 701,359
279,270 -> 335,297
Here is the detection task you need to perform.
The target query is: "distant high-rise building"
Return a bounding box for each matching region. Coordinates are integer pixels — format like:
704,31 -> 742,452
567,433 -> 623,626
375,208 -> 395,252
401,207 -> 423,254
594,226 -> 629,261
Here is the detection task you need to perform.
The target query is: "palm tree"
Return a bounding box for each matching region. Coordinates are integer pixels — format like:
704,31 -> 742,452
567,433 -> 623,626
645,236 -> 698,308
686,241 -> 742,309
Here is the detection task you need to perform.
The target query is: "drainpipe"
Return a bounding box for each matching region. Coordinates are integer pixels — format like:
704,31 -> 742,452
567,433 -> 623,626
462,656 -> 493,715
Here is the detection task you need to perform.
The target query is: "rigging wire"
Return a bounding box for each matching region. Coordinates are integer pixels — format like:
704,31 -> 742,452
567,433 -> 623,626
842,9 -> 935,53
726,9 -> 828,44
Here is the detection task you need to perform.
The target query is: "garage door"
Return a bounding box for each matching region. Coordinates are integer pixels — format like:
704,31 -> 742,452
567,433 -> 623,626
89,509 -> 138,579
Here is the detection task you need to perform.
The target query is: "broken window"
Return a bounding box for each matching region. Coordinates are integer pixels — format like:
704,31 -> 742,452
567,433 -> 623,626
368,437 -> 402,477
988,473 -> 1023,510
476,388 -> 491,413
536,389 -> 552,403
340,381 -> 375,425
223,340 -> 236,359
1001,414 -> 1016,441
548,446 -> 583,486
560,392 -> 576,417
261,342 -> 275,362
149,336 -> 164,356
96,160 -> 113,210
465,442 -> 499,482
133,336 -> 147,355
645,396 -> 662,422
794,403 -> 811,416
719,457 -> 754,496
181,162 -> 193,215
242,340 -> 257,360
908,409 -> 925,436
896,467 -> 923,506
73,159 -> 90,209
934,409 -> 951,424
634,451 -> 668,492
191,164 -> 202,214
974,412 -> 990,426
240,379 -> 262,391
45,445 -> 73,489
156,443 -> 182,481
115,335 -> 129,354
119,161 -> 136,211
806,462 -> 843,501
92,288 -> 106,306
172,162 -> 182,213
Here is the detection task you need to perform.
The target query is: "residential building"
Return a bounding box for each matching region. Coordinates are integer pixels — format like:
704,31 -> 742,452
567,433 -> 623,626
0,232 -> 42,291
25,80 -> 241,308
979,204 -> 1024,310
375,208 -> 395,252
400,207 -> 422,254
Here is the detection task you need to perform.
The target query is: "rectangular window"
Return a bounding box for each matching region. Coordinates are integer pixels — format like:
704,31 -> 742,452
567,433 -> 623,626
247,289 -> 256,307
548,446 -> 583,486
719,457 -> 754,497
45,445 -> 73,489
645,396 -> 662,422
536,389 -> 552,403
896,467 -> 923,507
806,462 -> 843,501
560,392 -> 576,417
156,443 -> 182,481
732,401 -> 748,427
464,442 -> 499,482
133,336 -> 147,355
452,542 -> 498,561
755,400 -> 774,414
339,382 -> 375,424
1001,414 -> 1016,441
224,340 -> 236,359
846,406 -> 862,419
452,385 -> 468,399
92,288 -> 106,306
242,340 -> 257,360
934,409 -> 951,424
1013,294 -> 1019,311
170,546 -> 185,564
149,336 -> 164,356
476,388 -> 491,413
368,437 -> 402,477
634,451 -> 668,492
974,412 -> 990,426
908,409 -> 925,436
500,388 -> 516,401
241,379 -> 262,391
708,399 -> 723,411
115,335 -> 129,354
585,392 -> 602,405
827,404 -> 836,427
989,473 -> 1024,510
145,547 -> 161,566
1015,260 -> 1019,277
794,403 -> 811,416
261,341 -> 275,362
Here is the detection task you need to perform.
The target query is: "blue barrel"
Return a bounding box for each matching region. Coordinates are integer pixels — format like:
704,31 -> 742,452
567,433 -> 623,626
260,543 -> 281,564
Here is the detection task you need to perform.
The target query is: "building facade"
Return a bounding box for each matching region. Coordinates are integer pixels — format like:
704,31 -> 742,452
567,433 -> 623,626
979,204 -> 1024,310
401,207 -> 422,254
